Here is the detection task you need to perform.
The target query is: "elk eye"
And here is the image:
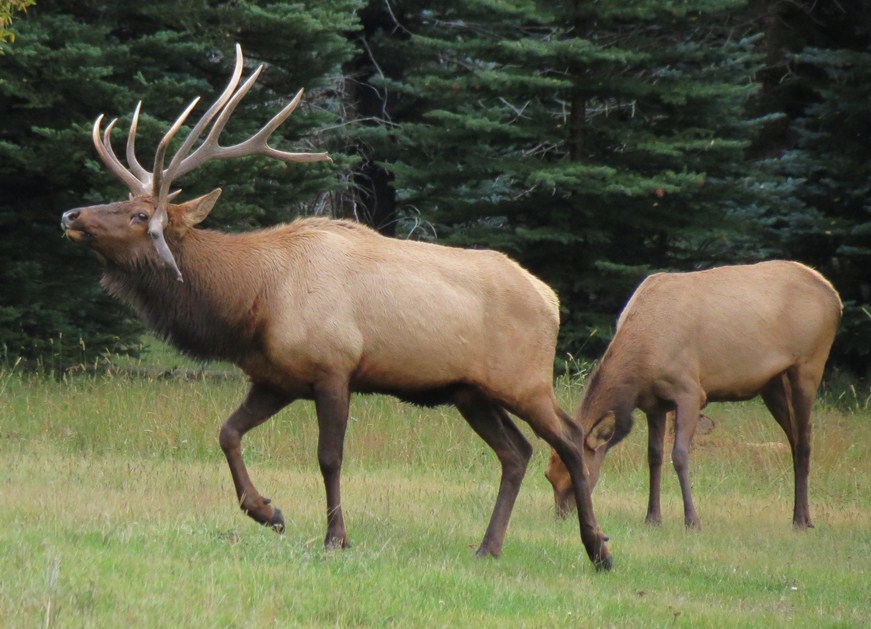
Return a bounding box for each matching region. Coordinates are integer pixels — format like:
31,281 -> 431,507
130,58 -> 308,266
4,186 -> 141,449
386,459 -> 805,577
133,212 -> 149,223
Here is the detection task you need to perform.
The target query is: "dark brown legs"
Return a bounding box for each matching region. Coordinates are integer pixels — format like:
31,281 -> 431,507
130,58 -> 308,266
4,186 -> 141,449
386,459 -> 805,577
314,380 -> 351,549
219,376 -> 349,548
644,411 -> 667,526
672,394 -> 703,529
455,389 -> 533,558
219,380 -> 353,548
219,383 -> 292,530
219,381 -> 611,570
762,369 -> 816,529
513,393 -> 612,570
657,367 -> 818,531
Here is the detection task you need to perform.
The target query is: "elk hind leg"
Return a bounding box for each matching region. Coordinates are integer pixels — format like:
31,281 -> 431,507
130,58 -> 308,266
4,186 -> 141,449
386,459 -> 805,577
762,369 -> 816,529
672,394 -> 703,530
455,388 -> 532,558
219,382 -> 292,531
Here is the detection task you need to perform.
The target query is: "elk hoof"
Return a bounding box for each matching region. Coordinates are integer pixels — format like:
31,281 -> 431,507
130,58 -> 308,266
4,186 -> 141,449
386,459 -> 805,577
474,546 -> 501,559
266,507 -> 285,533
594,550 -> 613,572
793,519 -> 814,530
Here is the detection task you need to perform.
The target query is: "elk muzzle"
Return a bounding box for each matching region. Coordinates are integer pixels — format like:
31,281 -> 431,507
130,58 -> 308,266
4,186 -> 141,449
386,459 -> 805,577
61,208 -> 93,242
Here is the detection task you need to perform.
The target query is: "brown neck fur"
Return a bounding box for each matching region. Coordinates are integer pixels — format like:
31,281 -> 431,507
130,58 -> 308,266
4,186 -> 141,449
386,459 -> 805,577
580,347 -> 639,443
100,227 -> 275,364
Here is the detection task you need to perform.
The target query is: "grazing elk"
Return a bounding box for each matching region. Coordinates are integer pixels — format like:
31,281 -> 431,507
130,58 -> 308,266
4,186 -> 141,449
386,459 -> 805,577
60,45 -> 611,569
545,261 -> 841,529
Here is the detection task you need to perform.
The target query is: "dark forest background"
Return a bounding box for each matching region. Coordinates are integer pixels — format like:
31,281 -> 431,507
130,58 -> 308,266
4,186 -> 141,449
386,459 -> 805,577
1,0 -> 868,376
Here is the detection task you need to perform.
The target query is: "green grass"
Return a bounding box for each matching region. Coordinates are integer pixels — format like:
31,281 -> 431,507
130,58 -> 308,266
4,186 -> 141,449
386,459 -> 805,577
1,363 -> 869,628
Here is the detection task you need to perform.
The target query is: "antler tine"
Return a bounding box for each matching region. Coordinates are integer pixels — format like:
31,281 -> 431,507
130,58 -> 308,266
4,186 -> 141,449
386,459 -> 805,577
160,44 -> 246,190
151,96 -> 202,201
216,88 -> 332,164
170,60 -> 331,181
92,115 -> 149,195
125,101 -> 151,182
168,62 -> 266,182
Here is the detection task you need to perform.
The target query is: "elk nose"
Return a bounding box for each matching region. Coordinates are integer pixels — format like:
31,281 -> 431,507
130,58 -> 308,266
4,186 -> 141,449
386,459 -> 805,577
61,209 -> 80,229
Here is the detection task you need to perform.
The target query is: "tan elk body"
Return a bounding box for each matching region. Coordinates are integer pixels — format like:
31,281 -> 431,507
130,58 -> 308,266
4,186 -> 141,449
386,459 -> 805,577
545,261 -> 841,529
61,46 -> 612,569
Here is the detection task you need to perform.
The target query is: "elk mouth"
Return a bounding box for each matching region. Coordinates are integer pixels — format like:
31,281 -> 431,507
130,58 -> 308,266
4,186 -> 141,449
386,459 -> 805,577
61,226 -> 94,243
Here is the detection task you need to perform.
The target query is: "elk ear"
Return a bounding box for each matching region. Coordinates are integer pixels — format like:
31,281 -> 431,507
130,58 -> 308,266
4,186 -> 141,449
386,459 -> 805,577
179,188 -> 222,226
585,412 -> 617,451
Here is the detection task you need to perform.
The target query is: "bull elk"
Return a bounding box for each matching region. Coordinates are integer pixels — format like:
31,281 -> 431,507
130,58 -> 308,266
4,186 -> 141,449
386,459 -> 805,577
60,45 -> 611,569
545,261 -> 841,530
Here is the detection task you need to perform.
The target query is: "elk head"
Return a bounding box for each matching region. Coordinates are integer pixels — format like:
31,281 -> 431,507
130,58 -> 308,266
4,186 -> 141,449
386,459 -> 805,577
61,44 -> 331,281
544,411 -> 617,517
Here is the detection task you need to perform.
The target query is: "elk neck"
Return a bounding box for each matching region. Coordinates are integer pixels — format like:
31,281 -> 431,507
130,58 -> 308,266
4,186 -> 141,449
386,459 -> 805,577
100,227 -> 276,364
578,346 -> 640,434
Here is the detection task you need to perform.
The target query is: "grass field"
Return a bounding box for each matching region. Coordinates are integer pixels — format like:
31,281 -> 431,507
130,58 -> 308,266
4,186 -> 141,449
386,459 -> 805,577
1,358 -> 869,628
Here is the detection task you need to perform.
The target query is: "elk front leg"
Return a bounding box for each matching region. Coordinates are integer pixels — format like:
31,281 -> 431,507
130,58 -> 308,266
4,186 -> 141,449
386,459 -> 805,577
672,394 -> 703,530
555,421 -> 612,570
645,411 -> 667,526
219,383 -> 292,531
314,380 -> 351,550
517,394 -> 612,570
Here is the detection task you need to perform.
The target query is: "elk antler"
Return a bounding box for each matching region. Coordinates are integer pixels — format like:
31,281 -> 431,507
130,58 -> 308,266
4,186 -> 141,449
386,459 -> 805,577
90,44 -> 332,281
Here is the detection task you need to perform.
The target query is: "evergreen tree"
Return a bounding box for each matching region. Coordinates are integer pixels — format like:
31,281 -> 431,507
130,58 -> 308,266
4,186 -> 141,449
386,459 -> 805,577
0,1 -> 360,365
361,0 -> 767,359
751,0 -> 871,374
